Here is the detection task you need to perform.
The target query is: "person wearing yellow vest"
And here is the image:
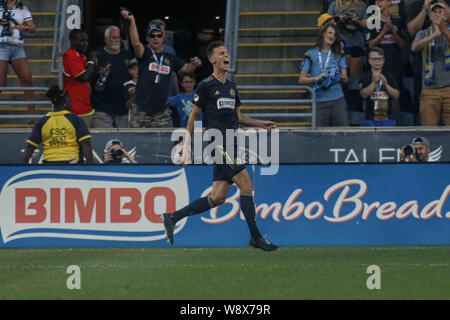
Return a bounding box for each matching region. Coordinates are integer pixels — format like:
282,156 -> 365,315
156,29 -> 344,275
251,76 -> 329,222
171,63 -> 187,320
22,85 -> 93,164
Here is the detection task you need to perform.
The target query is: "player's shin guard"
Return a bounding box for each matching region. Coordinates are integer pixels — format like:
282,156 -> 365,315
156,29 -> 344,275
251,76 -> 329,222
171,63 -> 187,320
240,191 -> 262,240
171,194 -> 218,223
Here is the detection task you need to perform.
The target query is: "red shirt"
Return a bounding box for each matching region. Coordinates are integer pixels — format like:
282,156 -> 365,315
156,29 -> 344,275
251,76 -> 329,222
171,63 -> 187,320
62,47 -> 94,116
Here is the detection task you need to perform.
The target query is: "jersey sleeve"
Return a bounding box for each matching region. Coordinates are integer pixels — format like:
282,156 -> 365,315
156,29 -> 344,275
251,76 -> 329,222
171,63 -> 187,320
234,84 -> 241,108
26,116 -> 47,147
300,50 -> 312,72
22,7 -> 33,22
63,50 -> 86,78
338,54 -> 348,69
192,82 -> 207,110
168,94 -> 180,107
66,114 -> 92,142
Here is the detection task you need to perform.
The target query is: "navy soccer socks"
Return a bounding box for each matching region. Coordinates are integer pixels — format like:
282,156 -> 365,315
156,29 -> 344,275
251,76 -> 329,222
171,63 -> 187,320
170,195 -> 216,223
169,191 -> 262,240
239,191 -> 262,240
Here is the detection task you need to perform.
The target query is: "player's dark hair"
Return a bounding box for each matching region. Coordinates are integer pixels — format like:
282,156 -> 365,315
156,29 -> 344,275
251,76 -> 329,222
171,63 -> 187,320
206,41 -> 225,58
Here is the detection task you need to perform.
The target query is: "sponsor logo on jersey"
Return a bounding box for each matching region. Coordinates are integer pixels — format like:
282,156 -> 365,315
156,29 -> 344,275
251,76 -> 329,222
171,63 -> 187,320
217,98 -> 236,109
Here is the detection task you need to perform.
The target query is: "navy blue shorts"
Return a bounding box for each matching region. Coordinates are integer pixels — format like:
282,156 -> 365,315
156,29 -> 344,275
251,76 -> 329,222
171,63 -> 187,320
213,163 -> 246,184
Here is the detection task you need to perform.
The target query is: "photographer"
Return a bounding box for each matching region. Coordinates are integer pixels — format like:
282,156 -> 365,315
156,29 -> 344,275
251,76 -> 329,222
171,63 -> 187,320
401,136 -> 431,162
103,139 -> 137,164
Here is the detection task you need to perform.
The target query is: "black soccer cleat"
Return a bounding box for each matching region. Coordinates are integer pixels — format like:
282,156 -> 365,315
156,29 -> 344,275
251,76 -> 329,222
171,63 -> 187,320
161,213 -> 176,245
249,237 -> 278,251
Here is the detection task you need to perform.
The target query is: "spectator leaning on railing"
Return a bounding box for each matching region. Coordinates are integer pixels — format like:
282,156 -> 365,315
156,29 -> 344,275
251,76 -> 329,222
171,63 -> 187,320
299,22 -> 349,126
0,0 -> 36,118
411,2 -> 450,125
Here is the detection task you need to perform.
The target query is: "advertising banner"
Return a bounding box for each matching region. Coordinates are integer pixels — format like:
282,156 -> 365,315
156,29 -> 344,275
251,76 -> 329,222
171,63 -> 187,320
1,129 -> 450,164
0,164 -> 448,247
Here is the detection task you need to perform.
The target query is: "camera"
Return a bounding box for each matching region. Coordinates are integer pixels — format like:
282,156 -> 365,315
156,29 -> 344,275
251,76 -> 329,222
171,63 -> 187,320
111,149 -> 123,159
403,145 -> 414,157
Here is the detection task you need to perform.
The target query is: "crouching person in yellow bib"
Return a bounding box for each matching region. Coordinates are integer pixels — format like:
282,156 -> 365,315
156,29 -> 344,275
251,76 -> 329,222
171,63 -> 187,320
22,85 -> 93,164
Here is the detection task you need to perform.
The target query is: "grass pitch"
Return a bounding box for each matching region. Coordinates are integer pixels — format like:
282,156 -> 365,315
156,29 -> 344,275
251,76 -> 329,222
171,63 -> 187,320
0,246 -> 448,300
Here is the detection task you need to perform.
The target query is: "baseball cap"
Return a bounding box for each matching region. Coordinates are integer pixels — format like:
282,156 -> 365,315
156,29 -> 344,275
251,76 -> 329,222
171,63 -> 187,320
127,58 -> 138,68
317,13 -> 334,28
104,139 -> 123,151
146,23 -> 163,35
430,2 -> 445,12
411,137 -> 430,148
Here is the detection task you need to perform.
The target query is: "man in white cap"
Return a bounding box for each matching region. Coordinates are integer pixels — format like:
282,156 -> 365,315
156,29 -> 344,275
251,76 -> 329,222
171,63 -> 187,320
401,136 -> 431,162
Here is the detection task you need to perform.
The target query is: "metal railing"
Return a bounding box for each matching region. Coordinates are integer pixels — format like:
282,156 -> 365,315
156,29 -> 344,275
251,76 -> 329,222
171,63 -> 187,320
51,0 -> 71,89
224,0 -> 240,81
0,87 -> 52,119
238,85 -> 317,129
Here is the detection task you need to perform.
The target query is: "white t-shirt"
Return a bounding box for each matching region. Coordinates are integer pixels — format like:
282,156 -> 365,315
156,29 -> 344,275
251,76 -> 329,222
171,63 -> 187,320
0,4 -> 32,45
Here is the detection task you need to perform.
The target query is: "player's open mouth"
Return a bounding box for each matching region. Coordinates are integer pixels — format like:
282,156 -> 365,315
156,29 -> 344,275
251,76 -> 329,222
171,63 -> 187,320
224,60 -> 230,66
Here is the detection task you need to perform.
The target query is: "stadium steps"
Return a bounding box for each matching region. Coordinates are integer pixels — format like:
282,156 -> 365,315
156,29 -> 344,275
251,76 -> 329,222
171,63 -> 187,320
0,1 -> 58,128
235,0 -> 322,127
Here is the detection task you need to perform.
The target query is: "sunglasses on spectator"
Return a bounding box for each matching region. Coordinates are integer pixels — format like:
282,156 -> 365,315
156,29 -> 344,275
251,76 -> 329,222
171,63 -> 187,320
369,58 -> 384,62
149,33 -> 164,38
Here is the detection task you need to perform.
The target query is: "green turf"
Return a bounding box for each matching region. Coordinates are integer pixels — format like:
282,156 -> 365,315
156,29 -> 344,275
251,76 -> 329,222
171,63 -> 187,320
0,246 -> 448,300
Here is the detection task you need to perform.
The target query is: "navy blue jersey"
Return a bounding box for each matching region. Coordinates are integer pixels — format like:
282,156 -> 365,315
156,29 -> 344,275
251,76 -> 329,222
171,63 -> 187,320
135,46 -> 185,114
193,75 -> 241,132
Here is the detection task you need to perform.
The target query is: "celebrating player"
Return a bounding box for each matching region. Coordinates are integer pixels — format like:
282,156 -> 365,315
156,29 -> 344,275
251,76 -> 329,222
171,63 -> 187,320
162,41 -> 278,251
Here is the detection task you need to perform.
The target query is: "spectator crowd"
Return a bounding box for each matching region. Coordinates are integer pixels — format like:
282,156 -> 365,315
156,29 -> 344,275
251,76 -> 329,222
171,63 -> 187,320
315,0 -> 450,127
15,0 -> 450,132
59,0 -> 449,129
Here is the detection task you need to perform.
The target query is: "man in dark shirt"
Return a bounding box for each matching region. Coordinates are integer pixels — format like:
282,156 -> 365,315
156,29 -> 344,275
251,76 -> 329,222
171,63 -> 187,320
120,8 -> 202,127
161,41 -> 278,251
92,25 -> 133,128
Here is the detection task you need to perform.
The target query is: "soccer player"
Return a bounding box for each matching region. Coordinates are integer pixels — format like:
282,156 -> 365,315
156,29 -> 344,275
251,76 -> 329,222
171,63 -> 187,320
162,41 -> 278,251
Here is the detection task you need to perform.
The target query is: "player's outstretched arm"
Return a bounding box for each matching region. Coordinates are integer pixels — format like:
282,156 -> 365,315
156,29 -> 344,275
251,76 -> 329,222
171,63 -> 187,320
181,105 -> 202,166
237,108 -> 276,130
